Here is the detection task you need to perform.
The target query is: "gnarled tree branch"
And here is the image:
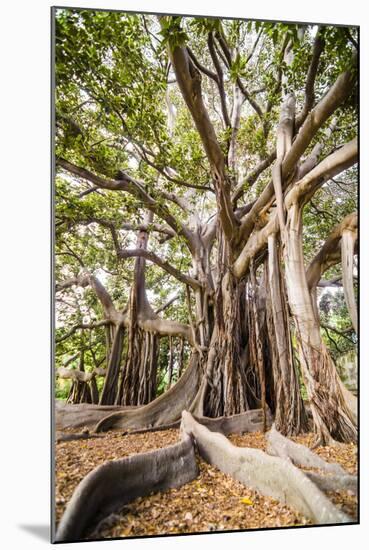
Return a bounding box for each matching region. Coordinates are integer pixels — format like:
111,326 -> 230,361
118,248 -> 202,290
56,272 -> 118,319
234,142 -> 358,278
306,212 -> 357,290
56,320 -> 111,343
295,28 -> 326,128
237,57 -> 357,245
57,158 -> 197,253
56,366 -> 106,382
165,29 -> 238,243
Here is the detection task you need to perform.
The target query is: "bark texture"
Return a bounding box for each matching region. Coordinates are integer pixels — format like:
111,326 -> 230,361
56,20 -> 358,444
55,434 -> 198,542
283,204 -> 356,444
95,352 -> 202,432
181,412 -> 350,524
266,235 -> 307,435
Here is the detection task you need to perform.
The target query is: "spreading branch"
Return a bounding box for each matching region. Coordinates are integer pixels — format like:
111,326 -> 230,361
207,32 -> 231,128
321,324 -> 354,342
232,151 -> 277,204
237,57 -> 357,245
166,30 -> 238,243
187,46 -> 217,81
295,29 -> 325,128
63,216 -> 177,241
56,272 -> 117,318
234,142 -> 358,278
56,320 -> 110,343
215,32 -> 264,118
137,147 -> 213,192
154,292 -> 181,314
56,366 -> 106,382
118,248 -> 202,290
286,138 -> 358,208
56,270 -> 194,344
306,212 -> 357,291
57,158 -> 197,253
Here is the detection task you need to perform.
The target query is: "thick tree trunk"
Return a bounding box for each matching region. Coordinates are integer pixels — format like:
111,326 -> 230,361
283,203 -> 356,444
118,327 -> 159,406
203,230 -> 250,417
65,349 -> 95,405
99,324 -> 124,405
267,234 -> 307,435
115,213 -> 161,406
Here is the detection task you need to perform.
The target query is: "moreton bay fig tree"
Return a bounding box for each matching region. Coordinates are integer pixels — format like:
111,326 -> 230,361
55,11 -> 358,444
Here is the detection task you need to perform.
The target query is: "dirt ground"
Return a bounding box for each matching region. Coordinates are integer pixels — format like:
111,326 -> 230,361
54,428 -> 357,539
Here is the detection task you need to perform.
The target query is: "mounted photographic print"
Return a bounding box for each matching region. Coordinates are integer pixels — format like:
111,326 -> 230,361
52,5 -> 359,543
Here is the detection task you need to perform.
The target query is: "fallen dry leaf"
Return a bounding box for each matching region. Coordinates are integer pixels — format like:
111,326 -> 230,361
54,428 -> 357,540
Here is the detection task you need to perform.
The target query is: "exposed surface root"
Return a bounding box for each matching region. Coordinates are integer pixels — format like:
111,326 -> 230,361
122,408 -> 271,436
303,471 -> 357,494
267,424 -> 346,474
55,433 -> 197,542
181,412 -> 351,524
290,433 -> 357,475
55,429 -> 179,524
55,402 -> 133,430
267,424 -> 357,495
123,421 -> 180,435
194,408 -> 272,435
95,353 -> 201,432
55,416 -> 357,541
90,458 -> 308,539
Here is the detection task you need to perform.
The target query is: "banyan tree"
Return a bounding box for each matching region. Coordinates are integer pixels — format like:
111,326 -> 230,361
55,11 -> 358,445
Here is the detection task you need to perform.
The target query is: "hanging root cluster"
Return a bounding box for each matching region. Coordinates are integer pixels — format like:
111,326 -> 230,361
117,328 -> 159,406
297,338 -> 357,445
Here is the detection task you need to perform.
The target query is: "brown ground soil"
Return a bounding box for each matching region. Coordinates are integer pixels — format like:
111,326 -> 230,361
55,429 -> 179,523
55,428 -> 357,539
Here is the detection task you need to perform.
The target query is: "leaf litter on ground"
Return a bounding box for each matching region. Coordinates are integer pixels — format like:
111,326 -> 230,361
55,428 -> 357,538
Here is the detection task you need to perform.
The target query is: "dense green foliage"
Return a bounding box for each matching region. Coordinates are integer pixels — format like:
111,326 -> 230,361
55,10 -> 357,400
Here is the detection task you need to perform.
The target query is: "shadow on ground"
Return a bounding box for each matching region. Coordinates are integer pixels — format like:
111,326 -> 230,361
18,524 -> 50,542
